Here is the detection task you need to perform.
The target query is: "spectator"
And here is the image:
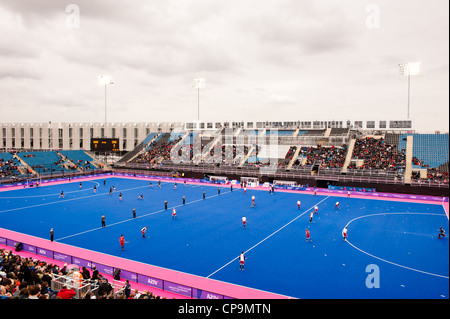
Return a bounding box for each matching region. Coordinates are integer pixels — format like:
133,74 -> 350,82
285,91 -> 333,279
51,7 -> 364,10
56,285 -> 76,299
124,279 -> 131,298
97,278 -> 112,297
348,137 -> 405,171
1,248 -> 167,300
28,285 -> 41,299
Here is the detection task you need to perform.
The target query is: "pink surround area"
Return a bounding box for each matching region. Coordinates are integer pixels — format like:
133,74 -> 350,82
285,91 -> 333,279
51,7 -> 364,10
0,227 -> 289,299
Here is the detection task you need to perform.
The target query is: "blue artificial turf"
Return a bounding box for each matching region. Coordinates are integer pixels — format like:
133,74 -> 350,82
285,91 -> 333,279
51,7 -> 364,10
0,177 -> 448,299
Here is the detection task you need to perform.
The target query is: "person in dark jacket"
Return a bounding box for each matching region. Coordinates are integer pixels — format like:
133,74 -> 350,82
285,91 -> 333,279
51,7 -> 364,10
97,278 -> 112,296
81,266 -> 90,280
91,267 -> 100,281
123,279 -> 131,298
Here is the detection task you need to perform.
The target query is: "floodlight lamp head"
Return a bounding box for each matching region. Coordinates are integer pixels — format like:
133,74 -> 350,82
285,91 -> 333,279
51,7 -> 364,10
192,78 -> 206,89
398,62 -> 420,76
98,75 -> 114,85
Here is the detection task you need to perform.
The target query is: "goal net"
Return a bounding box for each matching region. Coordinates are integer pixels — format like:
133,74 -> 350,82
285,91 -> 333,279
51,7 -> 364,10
273,180 -> 297,187
240,177 -> 259,187
208,175 -> 228,183
25,177 -> 41,188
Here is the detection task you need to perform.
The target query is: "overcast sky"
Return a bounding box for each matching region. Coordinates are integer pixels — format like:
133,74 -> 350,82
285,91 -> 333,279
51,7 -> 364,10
0,0 -> 448,131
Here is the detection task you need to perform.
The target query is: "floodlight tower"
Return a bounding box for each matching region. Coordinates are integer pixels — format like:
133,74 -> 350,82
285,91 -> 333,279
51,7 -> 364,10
98,75 -> 114,125
398,62 -> 420,119
192,78 -> 205,123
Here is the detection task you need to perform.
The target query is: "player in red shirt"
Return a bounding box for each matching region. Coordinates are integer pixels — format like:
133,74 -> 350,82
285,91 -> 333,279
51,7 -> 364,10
305,228 -> 311,242
119,234 -> 126,251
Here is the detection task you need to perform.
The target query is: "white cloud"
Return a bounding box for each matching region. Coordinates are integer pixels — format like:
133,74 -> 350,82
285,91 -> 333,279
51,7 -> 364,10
268,94 -> 296,105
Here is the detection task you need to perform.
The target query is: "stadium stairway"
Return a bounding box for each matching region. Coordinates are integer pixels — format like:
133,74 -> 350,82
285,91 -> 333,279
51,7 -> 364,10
56,151 -> 82,172
404,135 -> 414,183
341,138 -> 356,173
118,133 -> 161,164
13,153 -> 38,176
238,145 -> 255,167
286,147 -> 301,169
199,133 -> 222,163
83,150 -> 106,169
237,129 -> 266,167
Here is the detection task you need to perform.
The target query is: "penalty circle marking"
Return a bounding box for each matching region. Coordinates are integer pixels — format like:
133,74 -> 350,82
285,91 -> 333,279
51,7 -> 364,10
344,212 -> 449,279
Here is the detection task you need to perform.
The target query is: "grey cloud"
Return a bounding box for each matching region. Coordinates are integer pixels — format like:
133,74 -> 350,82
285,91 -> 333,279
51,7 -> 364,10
0,0 -> 447,131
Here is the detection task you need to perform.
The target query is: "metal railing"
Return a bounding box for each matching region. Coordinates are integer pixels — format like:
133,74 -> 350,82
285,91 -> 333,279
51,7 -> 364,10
51,273 -> 99,299
113,162 -> 449,189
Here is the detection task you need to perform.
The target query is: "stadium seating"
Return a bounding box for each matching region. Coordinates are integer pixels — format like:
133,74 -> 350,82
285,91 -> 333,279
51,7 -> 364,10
59,150 -> 97,171
17,151 -> 68,175
348,137 -> 405,172
114,129 -> 448,183
0,151 -> 23,178
401,133 -> 449,170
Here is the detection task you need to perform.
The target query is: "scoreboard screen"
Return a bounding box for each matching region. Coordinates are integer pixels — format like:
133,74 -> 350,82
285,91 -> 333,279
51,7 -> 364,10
90,138 -> 120,152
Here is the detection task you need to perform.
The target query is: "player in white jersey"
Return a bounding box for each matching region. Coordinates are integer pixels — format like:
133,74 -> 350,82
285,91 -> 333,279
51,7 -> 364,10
172,208 -> 177,220
342,227 -> 348,240
239,251 -> 247,270
141,226 -> 148,238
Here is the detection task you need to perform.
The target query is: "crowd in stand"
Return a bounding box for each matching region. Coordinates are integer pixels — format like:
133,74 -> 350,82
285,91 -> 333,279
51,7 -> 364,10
347,137 -> 405,171
425,168 -> 449,182
0,158 -> 19,178
291,145 -> 347,169
134,138 -> 183,164
411,168 -> 449,183
284,146 -> 296,162
0,248 -> 165,299
127,133 -> 448,183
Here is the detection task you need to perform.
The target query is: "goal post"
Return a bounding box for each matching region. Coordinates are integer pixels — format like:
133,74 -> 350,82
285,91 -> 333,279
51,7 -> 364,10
273,180 -> 297,187
25,177 -> 41,188
208,175 -> 228,183
240,176 -> 259,187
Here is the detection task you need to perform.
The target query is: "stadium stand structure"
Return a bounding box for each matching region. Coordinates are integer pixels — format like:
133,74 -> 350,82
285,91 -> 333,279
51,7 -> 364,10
0,151 -> 23,178
1,121 -> 448,196
0,150 -> 102,180
113,126 -> 448,196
